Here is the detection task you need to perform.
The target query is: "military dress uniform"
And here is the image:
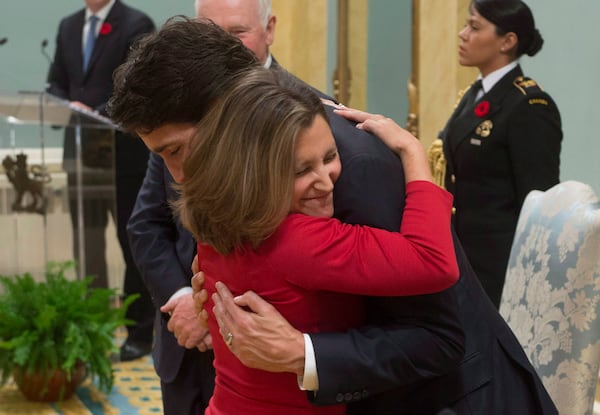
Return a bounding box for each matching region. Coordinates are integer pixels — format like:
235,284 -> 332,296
438,64 -> 562,307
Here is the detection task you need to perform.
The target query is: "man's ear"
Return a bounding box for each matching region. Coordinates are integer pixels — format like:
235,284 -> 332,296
265,15 -> 276,46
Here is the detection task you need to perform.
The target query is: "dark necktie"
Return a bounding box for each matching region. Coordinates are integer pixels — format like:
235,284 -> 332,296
459,79 -> 483,118
83,15 -> 99,72
467,79 -> 483,106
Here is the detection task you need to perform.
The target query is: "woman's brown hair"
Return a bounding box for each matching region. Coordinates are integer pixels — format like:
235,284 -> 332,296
173,68 -> 328,254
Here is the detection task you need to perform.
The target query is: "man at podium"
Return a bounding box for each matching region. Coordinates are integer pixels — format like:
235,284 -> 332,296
46,0 -> 156,361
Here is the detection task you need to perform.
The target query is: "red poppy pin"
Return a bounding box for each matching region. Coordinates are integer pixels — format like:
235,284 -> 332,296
99,22 -> 112,36
474,101 -> 490,117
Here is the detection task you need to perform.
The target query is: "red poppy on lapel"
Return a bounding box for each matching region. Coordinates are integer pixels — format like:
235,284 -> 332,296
474,101 -> 490,117
99,22 -> 112,36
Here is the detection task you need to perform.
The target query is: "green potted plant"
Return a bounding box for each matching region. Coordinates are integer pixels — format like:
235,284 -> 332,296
0,261 -> 138,401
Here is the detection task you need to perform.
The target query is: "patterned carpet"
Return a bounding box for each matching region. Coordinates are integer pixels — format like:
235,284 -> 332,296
1,348 -> 598,413
0,355 -> 162,415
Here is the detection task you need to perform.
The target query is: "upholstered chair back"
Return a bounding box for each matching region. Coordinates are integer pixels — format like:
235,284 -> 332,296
499,181 -> 600,415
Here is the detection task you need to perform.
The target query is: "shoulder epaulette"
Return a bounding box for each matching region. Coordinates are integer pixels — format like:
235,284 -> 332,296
513,76 -> 544,95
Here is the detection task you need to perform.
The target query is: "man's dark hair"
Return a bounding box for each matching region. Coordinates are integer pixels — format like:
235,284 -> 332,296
108,16 -> 260,134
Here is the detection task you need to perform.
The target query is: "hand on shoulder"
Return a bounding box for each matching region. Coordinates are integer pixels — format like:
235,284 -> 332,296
334,107 -> 433,183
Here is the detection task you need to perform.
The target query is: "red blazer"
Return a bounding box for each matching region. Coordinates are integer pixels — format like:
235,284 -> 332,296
199,181 -> 458,415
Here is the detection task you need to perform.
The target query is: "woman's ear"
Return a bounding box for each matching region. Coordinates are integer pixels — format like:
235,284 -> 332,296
501,32 -> 518,55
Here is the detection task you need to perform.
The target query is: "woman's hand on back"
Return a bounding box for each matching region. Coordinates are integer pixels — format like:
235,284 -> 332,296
334,107 -> 433,183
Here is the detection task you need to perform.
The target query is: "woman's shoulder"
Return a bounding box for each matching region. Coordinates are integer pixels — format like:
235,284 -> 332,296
510,75 -> 556,102
505,74 -> 558,113
512,75 -> 546,96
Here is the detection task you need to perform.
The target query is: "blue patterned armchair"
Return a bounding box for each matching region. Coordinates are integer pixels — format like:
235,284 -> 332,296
499,181 -> 600,415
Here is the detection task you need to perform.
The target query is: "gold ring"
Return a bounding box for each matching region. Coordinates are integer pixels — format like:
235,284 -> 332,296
224,332 -> 233,347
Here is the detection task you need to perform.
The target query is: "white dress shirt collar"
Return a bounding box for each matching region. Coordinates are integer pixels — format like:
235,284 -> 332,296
478,60 -> 519,95
264,54 -> 273,69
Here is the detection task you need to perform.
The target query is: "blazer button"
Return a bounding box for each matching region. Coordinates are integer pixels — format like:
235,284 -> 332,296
450,174 -> 456,183
353,391 -> 362,400
452,207 -> 456,215
344,392 -> 353,402
336,393 -> 344,403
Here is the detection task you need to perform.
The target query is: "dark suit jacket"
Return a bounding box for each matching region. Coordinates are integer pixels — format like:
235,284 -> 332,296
440,65 -> 562,306
46,0 -> 154,174
47,0 -> 154,114
127,152 -> 203,382
46,1 -> 155,342
321,234 -> 557,414
309,72 -> 558,414
126,63 -> 463,413
269,71 -> 470,412
129,63 -> 544,414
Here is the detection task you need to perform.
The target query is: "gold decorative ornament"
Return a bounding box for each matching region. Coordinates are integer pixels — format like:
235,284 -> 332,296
476,120 -> 493,138
528,98 -> 548,106
332,0 -> 351,104
406,77 -> 419,137
427,139 -> 446,189
513,76 -> 543,95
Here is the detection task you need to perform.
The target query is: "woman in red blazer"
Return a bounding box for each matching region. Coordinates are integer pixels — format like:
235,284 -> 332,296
175,68 -> 459,415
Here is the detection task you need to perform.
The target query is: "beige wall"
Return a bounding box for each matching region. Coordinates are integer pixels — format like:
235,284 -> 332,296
347,0 -> 368,109
271,0 -> 328,91
270,0 -> 479,145
270,0 -> 367,109
416,0 -> 476,147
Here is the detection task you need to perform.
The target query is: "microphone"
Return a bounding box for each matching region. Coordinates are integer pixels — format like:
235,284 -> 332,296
41,39 -> 52,64
0,37 -> 7,46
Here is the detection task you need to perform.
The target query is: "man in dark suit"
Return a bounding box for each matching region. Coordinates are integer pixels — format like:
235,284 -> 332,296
109,0 -> 278,411
200,24 -> 558,415
46,0 -> 155,361
111,14 -> 555,415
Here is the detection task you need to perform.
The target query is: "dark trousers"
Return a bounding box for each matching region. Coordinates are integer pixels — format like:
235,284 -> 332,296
67,168 -> 115,289
115,133 -> 154,343
161,348 -> 216,415
66,128 -> 154,342
65,126 -> 115,288
459,230 -> 514,308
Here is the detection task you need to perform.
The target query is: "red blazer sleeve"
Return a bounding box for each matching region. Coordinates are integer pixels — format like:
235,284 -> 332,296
271,181 -> 458,296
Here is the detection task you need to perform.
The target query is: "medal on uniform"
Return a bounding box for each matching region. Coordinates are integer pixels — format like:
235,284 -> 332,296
476,120 -> 493,138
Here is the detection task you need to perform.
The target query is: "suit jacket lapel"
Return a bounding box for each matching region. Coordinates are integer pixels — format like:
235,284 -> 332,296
70,10 -> 86,80
270,55 -> 279,70
448,65 -> 523,154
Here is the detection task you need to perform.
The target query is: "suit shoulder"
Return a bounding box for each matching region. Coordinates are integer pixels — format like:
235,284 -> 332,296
129,7 -> 153,22
118,1 -> 153,21
59,8 -> 84,27
119,5 -> 156,34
